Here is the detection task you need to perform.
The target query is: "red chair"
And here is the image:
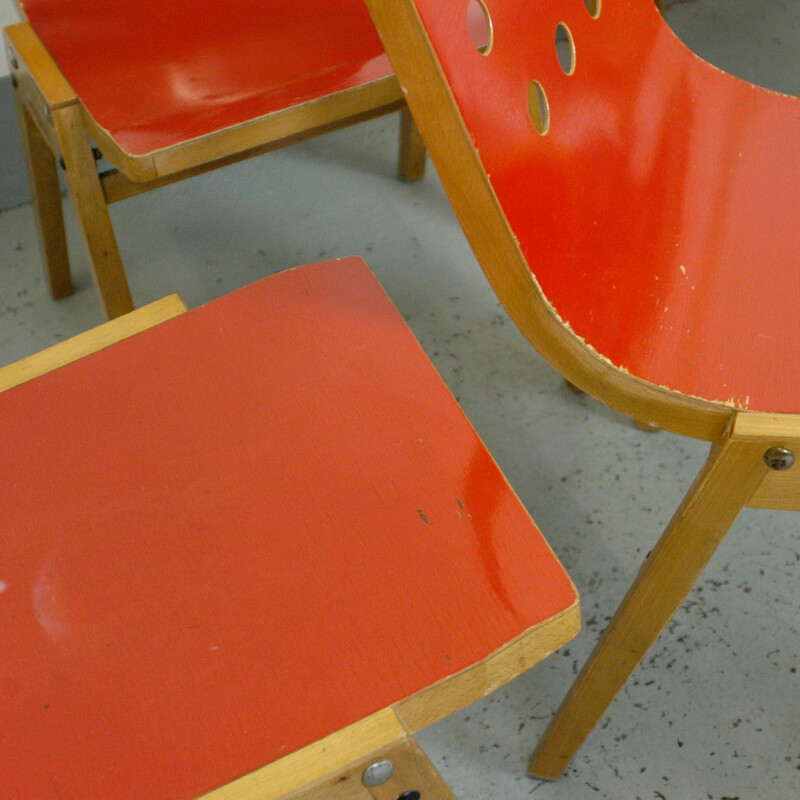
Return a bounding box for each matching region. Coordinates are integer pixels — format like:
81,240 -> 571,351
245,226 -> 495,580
364,0 -> 800,777
1,258 -> 579,798
4,0 -> 427,319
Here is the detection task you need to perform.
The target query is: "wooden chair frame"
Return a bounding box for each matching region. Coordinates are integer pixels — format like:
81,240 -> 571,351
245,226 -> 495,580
4,19 -> 426,320
363,0 -> 800,779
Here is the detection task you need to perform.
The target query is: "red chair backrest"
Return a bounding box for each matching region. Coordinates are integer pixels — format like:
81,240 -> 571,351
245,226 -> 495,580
368,0 -> 800,425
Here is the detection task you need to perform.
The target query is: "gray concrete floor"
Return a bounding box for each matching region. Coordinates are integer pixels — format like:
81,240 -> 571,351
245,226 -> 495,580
1,2 -> 797,798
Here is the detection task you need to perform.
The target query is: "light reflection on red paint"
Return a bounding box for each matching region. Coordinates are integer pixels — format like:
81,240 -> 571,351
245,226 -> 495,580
21,0 -> 395,155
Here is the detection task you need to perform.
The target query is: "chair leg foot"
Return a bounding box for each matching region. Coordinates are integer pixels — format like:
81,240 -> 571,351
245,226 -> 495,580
529,419 -> 769,779
398,107 -> 427,183
635,419 -> 662,432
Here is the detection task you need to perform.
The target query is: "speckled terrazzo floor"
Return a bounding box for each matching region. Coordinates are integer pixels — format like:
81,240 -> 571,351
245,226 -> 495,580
1,2 -> 797,798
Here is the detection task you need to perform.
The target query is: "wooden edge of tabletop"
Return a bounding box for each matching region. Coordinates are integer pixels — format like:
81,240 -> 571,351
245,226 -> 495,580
199,601 -> 580,800
394,600 -> 581,732
198,708 -> 408,800
732,412 -> 800,441
0,295 -> 186,393
149,76 -> 405,178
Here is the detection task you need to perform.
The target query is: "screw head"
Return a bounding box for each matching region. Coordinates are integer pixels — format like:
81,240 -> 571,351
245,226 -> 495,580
362,759 -> 395,787
764,446 -> 794,471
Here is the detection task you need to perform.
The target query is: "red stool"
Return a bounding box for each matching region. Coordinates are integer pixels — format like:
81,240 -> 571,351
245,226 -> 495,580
1,258 -> 579,798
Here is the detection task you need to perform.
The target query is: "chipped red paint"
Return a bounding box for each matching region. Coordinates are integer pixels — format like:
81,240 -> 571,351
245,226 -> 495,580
407,0 -> 800,413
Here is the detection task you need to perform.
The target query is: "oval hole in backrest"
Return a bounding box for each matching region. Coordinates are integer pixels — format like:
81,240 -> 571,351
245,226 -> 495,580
584,0 -> 601,19
555,22 -> 576,75
527,80 -> 550,135
467,0 -> 493,55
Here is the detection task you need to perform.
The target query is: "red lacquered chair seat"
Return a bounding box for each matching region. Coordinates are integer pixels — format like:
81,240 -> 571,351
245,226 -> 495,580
19,0 -> 393,157
6,1 -> 427,319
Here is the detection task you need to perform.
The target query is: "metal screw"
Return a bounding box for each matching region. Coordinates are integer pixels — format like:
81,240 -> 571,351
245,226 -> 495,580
362,759 -> 395,787
92,147 -> 103,161
763,446 -> 794,471
11,73 -> 17,88
397,792 -> 422,800
9,53 -> 18,70
58,155 -> 66,170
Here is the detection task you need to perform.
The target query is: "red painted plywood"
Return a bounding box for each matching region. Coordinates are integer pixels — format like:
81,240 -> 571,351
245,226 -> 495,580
20,0 -> 394,155
1,258 -> 576,799
409,0 -> 800,413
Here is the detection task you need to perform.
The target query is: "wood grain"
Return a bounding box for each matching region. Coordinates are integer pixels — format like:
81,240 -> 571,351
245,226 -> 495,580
199,710 -> 406,800
530,414 -> 773,778
52,103 -> 133,317
12,86 -> 71,298
0,295 -> 186,392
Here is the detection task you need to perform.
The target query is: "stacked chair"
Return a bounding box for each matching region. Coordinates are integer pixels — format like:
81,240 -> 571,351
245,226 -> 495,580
4,0 -> 427,318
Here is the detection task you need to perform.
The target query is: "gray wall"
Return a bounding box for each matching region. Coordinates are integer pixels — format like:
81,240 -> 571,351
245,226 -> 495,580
1,74 -> 29,210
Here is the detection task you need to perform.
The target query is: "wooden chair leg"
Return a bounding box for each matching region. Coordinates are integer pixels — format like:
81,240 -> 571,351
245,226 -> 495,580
398,107 -> 427,183
51,104 -> 134,319
529,416 -> 771,779
12,85 -> 72,300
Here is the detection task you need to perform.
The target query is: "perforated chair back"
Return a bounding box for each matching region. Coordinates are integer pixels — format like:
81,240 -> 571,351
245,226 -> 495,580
366,0 -> 800,440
